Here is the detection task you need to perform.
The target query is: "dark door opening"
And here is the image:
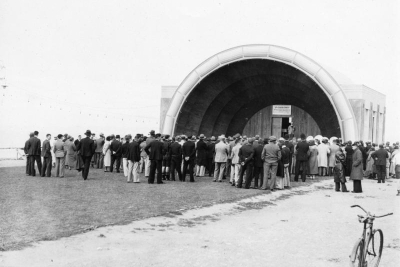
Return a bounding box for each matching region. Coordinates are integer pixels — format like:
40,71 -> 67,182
281,117 -> 290,138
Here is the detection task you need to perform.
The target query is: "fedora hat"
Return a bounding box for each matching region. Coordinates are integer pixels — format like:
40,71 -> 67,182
199,134 -> 205,139
84,130 -> 92,136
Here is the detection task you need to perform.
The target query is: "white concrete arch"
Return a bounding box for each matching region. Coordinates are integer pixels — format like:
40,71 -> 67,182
162,44 -> 359,140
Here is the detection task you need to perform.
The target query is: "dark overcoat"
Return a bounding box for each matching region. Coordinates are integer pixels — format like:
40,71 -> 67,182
350,148 -> 363,181
196,139 -> 208,165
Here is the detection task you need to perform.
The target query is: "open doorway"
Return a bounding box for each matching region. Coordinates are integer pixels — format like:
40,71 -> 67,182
271,117 -> 291,138
281,117 -> 290,137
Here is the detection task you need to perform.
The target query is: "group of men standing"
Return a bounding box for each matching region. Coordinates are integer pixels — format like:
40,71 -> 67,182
24,130 -> 96,180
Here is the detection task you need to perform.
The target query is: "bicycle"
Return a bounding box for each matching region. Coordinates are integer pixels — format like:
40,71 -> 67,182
349,205 -> 393,267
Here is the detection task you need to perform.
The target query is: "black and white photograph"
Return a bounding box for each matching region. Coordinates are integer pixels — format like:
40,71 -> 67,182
0,0 -> 399,266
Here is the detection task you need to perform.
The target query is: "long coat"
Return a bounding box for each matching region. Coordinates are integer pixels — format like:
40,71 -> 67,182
350,148 -> 363,181
329,144 -> 340,167
317,143 -> 330,168
196,139 -> 208,166
308,145 -> 319,175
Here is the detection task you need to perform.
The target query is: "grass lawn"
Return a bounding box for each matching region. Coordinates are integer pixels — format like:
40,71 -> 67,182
0,165 -> 330,251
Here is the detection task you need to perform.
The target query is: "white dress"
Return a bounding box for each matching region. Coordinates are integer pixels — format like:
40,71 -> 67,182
317,143 -> 330,168
103,141 -> 111,167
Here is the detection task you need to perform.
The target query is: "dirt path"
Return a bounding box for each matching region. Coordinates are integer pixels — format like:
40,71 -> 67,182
1,179 -> 399,267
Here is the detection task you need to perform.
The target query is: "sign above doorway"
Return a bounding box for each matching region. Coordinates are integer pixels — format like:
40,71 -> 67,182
272,105 -> 291,116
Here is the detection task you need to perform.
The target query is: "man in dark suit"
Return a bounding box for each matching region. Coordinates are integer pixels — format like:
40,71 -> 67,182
252,138 -> 265,189
76,130 -> 95,180
110,135 -> 122,173
27,130 -> 42,176
41,134 -> 52,177
24,132 -> 34,175
127,134 -> 141,183
371,144 -> 389,183
284,134 -> 294,175
145,133 -> 165,184
182,135 -> 196,182
206,136 -> 216,176
294,133 -> 310,182
239,138 -> 255,189
170,136 -> 183,181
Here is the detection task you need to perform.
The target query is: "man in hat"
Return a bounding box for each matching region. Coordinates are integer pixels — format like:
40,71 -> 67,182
371,144 -> 389,183
207,136 -> 216,176
76,130 -> 95,180
145,133 -> 165,184
294,133 -> 310,182
196,134 -> 207,177
110,135 -> 122,173
261,136 -> 281,191
144,130 -> 156,177
213,135 -> 229,182
95,133 -> 105,169
182,135 -> 196,182
237,138 -> 255,189
170,136 -> 183,181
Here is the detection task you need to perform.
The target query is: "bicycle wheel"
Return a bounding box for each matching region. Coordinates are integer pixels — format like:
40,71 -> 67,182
350,239 -> 364,267
365,229 -> 383,267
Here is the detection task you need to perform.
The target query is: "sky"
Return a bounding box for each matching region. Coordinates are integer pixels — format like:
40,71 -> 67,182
0,0 -> 399,148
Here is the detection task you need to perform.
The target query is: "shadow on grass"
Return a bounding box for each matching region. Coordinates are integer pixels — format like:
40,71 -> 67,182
0,166 -> 332,251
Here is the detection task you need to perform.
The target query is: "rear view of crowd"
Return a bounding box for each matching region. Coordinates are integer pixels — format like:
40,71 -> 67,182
23,129 -> 400,196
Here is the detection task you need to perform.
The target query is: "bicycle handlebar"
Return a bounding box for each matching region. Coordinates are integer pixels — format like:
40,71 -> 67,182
375,213 -> 393,218
351,205 -> 367,213
351,205 -> 393,219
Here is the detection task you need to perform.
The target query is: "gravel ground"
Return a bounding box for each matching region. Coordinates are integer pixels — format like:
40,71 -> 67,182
1,178 -> 399,267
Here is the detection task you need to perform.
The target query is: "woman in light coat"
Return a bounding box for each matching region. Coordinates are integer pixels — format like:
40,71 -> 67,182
67,137 -> 76,170
365,147 -> 375,178
317,138 -> 330,176
350,141 -> 363,193
103,136 -> 112,172
307,140 -> 318,179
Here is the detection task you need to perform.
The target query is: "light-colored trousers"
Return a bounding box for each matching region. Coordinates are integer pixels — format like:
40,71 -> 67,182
127,161 -> 140,182
139,156 -> 146,173
230,163 -> 240,183
144,156 -> 151,177
214,162 -> 226,181
122,158 -> 129,177
196,165 -> 205,176
55,157 -> 65,177
283,165 -> 290,187
262,162 -> 278,190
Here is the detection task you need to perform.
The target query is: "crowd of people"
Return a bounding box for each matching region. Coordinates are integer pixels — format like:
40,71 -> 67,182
23,129 -> 400,195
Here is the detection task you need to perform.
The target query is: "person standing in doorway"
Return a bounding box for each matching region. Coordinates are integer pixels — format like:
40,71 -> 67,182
76,130 -> 95,180
288,123 -> 295,139
41,134 -> 52,177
